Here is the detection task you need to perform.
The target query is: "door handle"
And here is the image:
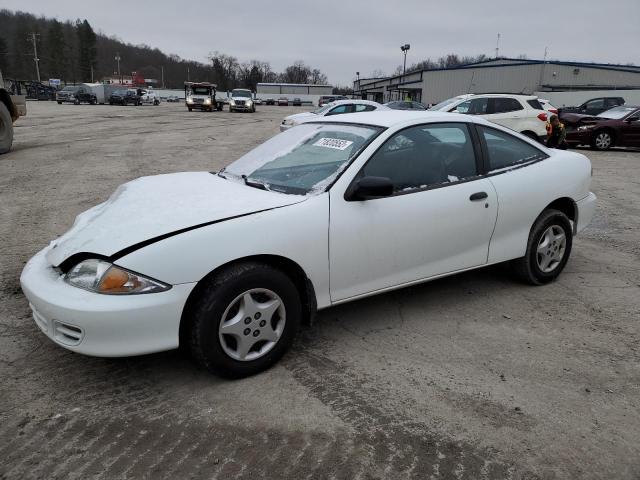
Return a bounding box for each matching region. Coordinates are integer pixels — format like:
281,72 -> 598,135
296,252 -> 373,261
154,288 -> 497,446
469,192 -> 488,201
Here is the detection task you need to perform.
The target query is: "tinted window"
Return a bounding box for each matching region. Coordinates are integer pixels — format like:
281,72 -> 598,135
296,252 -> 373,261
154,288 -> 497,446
585,98 -> 604,109
480,127 -> 547,172
527,99 -> 544,110
492,98 -> 524,113
605,98 -> 622,107
328,105 -> 352,115
362,123 -> 478,192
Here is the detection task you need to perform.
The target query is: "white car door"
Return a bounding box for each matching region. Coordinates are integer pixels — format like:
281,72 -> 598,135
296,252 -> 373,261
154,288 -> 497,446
329,122 -> 498,302
482,97 -> 526,131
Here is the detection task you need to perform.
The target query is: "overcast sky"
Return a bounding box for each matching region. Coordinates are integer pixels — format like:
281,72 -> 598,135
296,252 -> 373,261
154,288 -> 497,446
4,0 -> 640,85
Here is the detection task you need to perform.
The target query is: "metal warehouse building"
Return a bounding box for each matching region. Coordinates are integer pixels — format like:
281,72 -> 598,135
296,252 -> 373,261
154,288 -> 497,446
256,83 -> 333,95
354,58 -> 640,105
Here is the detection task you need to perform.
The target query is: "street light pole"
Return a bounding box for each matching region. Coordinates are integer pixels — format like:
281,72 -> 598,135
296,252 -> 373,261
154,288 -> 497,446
115,53 -> 121,83
400,43 -> 410,100
356,71 -> 360,98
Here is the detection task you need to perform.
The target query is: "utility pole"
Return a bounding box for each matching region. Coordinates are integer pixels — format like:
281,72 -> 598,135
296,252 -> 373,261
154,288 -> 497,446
495,33 -> 501,58
161,65 -> 164,88
28,33 -> 41,82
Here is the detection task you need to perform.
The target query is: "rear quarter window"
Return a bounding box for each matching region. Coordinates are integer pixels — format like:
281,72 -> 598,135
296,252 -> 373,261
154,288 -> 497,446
527,99 -> 544,110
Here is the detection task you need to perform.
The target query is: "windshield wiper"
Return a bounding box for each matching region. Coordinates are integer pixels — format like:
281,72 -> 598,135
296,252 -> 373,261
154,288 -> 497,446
217,167 -> 227,179
242,175 -> 270,191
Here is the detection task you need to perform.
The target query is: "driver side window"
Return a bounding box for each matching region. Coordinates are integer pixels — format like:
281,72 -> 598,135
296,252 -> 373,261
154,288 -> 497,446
361,123 -> 478,193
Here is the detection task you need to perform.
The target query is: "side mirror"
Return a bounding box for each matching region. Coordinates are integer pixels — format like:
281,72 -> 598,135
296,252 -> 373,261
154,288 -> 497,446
346,176 -> 394,201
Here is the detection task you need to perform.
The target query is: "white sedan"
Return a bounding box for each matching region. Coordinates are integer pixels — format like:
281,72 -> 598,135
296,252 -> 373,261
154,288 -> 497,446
280,100 -> 388,131
21,111 -> 596,378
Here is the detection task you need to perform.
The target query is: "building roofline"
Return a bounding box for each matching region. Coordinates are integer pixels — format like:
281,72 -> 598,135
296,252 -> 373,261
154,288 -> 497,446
356,57 -> 640,88
257,82 -> 333,87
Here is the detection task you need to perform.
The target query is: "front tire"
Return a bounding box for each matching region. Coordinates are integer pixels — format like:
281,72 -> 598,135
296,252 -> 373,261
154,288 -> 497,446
591,130 -> 613,150
188,262 -> 301,378
512,209 -> 573,285
0,102 -> 14,154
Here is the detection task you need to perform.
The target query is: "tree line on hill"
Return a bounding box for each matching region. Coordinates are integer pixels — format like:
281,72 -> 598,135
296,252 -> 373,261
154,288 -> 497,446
0,9 -> 329,91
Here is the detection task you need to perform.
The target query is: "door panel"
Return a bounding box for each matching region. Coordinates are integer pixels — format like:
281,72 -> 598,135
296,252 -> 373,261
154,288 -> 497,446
619,116 -> 640,146
329,179 -> 498,301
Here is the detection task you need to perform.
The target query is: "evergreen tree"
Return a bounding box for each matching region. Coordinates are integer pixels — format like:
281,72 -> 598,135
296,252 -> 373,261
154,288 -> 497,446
45,19 -> 66,79
76,19 -> 96,82
0,36 -> 8,74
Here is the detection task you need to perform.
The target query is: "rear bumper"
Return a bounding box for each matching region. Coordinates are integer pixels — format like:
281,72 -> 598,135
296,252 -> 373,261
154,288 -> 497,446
20,246 -> 196,357
576,192 -> 597,234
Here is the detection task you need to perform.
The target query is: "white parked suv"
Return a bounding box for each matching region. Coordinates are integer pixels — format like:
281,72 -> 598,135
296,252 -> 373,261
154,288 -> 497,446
140,90 -> 160,105
430,94 -> 549,141
280,100 -> 388,131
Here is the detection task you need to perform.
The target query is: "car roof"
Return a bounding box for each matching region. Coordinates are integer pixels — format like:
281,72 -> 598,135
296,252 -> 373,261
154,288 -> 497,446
326,99 -> 387,107
306,110 -> 490,128
461,93 -> 538,100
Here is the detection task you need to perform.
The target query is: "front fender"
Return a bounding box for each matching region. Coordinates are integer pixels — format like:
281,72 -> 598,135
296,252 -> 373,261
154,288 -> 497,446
115,194 -> 331,309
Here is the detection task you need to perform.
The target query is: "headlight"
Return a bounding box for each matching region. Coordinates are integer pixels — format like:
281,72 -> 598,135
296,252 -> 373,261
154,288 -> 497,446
204,98 -> 211,104
186,96 -> 194,104
229,99 -> 236,105
577,124 -> 596,131
65,259 -> 170,295
246,99 -> 253,106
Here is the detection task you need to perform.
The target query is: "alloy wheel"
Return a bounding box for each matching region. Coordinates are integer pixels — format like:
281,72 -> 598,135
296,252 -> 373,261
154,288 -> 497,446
536,225 -> 567,273
218,288 -> 286,362
594,132 -> 611,149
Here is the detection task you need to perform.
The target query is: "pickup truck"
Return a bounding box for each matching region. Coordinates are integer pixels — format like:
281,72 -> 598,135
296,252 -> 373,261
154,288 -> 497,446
0,70 -> 27,154
140,90 -> 160,105
56,85 -> 98,105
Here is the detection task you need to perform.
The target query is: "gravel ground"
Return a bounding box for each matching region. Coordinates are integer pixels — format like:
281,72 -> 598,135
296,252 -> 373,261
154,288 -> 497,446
1,101 -> 639,479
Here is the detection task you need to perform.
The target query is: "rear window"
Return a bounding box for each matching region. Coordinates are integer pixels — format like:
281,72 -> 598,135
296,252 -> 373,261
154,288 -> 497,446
527,99 -> 544,110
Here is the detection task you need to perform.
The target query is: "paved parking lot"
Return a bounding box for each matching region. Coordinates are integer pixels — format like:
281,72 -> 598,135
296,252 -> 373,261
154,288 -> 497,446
1,101 -> 639,479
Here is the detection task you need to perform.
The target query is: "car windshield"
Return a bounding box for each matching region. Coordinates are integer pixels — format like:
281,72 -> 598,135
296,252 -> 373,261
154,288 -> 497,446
597,106 -> 636,119
312,104 -> 333,114
429,97 -> 463,111
232,90 -> 252,98
191,87 -> 210,95
222,123 -> 382,195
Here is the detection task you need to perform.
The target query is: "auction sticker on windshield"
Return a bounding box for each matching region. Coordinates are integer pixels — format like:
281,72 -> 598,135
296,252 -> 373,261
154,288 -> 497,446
313,138 -> 354,150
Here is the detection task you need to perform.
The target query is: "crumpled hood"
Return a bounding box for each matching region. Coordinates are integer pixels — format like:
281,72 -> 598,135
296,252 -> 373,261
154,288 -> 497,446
46,172 -> 305,267
285,112 -> 316,124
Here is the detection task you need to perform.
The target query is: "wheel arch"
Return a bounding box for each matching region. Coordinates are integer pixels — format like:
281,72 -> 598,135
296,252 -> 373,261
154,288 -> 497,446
542,197 -> 578,234
179,254 -> 317,349
593,127 -> 616,144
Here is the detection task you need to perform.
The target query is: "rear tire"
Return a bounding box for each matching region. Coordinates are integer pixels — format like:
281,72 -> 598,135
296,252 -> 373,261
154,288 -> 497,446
512,209 -> 573,285
0,102 -> 14,154
188,262 -> 301,378
57,101 -> 62,105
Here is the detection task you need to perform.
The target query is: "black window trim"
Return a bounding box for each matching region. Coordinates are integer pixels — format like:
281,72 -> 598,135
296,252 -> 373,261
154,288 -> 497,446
474,124 -> 549,177
343,121 -> 486,201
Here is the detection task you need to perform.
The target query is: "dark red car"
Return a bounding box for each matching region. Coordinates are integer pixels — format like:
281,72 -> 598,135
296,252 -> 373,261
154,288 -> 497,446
564,106 -> 640,150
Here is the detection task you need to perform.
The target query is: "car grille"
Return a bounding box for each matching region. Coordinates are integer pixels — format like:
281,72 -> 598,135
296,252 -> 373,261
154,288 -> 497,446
193,98 -> 204,104
235,100 -> 246,106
